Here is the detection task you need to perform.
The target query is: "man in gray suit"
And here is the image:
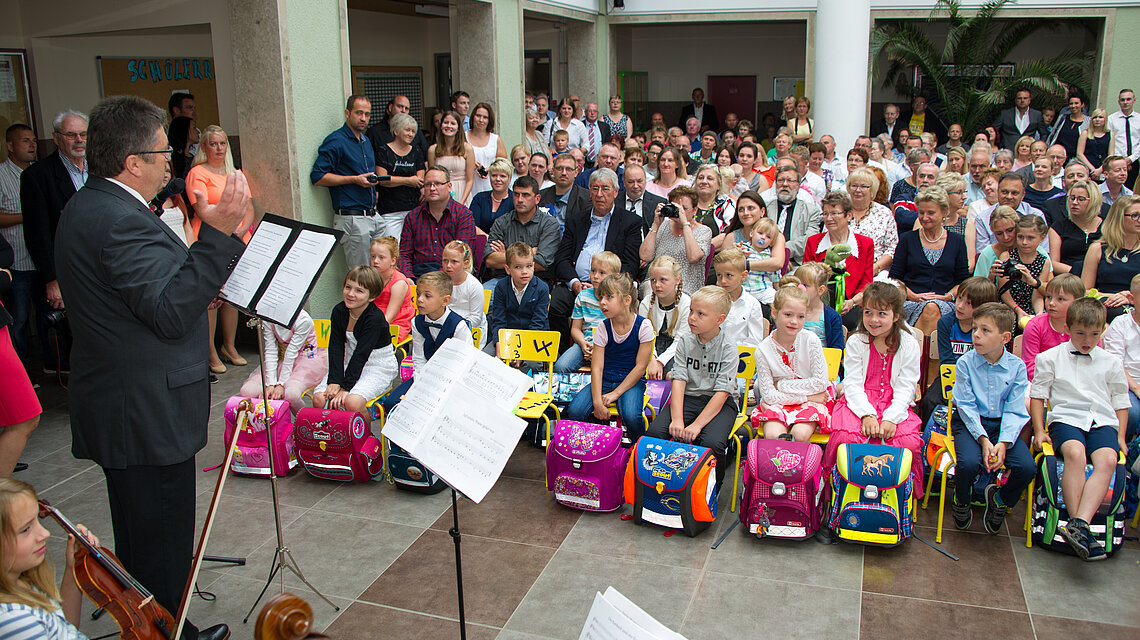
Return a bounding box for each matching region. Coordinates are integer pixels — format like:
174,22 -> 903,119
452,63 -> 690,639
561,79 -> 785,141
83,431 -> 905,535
765,164 -> 821,267
55,95 -> 247,640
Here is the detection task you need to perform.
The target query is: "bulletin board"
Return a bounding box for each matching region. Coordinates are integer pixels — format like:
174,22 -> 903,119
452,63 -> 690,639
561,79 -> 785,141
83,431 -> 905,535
96,56 -> 220,128
350,66 -> 423,130
0,50 -> 36,164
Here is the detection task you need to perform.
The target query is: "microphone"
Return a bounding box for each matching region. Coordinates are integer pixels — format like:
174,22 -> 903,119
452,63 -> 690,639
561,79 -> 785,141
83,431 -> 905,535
149,177 -> 186,211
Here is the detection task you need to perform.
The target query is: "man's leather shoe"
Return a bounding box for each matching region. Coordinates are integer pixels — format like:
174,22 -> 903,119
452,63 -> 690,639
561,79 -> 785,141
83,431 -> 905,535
197,624 -> 230,640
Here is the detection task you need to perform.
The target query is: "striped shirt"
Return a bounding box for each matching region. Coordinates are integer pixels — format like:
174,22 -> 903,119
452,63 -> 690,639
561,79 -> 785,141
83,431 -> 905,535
0,159 -> 33,271
0,600 -> 87,640
60,154 -> 87,193
571,288 -> 606,345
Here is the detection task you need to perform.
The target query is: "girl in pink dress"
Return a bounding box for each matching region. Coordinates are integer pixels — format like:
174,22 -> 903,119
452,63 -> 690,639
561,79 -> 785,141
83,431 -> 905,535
824,281 -> 924,498
750,278 -> 832,442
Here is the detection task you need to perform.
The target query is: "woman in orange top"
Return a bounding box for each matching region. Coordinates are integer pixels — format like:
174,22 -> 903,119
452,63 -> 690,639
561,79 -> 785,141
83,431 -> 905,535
186,125 -> 255,374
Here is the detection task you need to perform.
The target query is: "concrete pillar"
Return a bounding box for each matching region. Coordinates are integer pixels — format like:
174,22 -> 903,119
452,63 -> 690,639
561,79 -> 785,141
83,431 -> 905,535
567,20 -> 597,104
813,0 -> 871,151
450,0 -> 525,150
229,0 -> 351,314
1102,7 -> 1140,108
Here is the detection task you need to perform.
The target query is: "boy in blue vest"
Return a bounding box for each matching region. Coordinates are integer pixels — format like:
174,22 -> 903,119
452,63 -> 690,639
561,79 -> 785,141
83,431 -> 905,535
380,271 -> 472,414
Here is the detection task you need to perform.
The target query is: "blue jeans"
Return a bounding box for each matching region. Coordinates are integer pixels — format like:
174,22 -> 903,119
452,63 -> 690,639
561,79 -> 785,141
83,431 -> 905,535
379,378 -> 414,415
951,413 -> 1034,508
1127,390 -> 1140,443
2,270 -> 35,364
566,378 -> 646,439
554,343 -> 585,373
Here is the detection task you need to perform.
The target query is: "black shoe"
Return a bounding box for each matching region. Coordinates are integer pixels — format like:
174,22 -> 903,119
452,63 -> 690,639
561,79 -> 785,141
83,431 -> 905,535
951,495 -> 972,530
1060,518 -> 1091,560
12,463 -> 27,473
197,624 -> 230,640
209,373 -> 219,384
982,483 -> 1008,535
815,526 -> 837,545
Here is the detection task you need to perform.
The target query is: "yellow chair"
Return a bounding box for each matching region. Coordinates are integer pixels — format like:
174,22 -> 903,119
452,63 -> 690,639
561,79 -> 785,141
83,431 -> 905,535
391,324 -> 412,362
498,328 -> 562,448
801,348 -> 844,449
483,289 -> 492,314
729,346 -> 756,513
313,319 -> 331,348
470,327 -> 482,347
921,364 -> 957,543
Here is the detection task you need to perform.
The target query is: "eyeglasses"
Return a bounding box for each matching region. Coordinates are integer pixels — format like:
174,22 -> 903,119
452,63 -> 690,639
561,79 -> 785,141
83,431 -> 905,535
1069,195 -> 1089,203
134,146 -> 173,159
1125,212 -> 1140,221
424,181 -> 449,188
57,131 -> 87,140
946,189 -> 965,195
847,184 -> 871,191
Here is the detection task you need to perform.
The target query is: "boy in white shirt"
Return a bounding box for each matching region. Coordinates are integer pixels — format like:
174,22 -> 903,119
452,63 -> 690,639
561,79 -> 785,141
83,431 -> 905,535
1102,273 -> 1140,442
713,248 -> 767,348
1030,297 -> 1131,561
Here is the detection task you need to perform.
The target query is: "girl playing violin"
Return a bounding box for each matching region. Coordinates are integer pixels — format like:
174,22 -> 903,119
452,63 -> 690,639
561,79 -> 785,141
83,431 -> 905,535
0,478 -> 95,639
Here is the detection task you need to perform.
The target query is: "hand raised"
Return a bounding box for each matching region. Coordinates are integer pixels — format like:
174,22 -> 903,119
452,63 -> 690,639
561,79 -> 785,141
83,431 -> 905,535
199,170 -> 253,236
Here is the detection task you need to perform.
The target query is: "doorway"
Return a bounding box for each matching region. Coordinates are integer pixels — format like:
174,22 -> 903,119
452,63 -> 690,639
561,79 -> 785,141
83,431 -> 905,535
707,75 -> 757,128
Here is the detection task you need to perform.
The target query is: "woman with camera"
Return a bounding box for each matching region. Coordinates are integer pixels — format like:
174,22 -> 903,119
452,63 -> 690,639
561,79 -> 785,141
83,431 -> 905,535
639,185 -> 712,296
0,234 -> 39,477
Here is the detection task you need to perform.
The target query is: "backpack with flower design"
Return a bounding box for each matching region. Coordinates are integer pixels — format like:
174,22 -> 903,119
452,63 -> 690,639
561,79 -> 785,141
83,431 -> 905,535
739,438 -> 824,540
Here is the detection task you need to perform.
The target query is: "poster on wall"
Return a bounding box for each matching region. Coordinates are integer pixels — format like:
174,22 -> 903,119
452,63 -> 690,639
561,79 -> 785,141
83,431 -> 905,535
772,77 -> 805,101
0,50 -> 36,164
96,56 -> 220,128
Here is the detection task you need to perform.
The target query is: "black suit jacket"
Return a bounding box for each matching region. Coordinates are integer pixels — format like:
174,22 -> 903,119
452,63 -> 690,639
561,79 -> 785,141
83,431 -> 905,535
615,190 -> 667,232
552,207 -> 643,283
869,119 -> 903,148
20,152 -> 78,282
993,107 -> 1050,150
581,118 -> 612,145
55,178 -> 245,468
540,184 -> 591,223
679,103 -> 719,131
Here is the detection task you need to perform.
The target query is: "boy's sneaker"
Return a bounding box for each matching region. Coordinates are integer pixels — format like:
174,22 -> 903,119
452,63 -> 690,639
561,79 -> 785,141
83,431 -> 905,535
1084,526 -> 1108,561
951,496 -> 972,530
1060,518 -> 1092,560
982,483 -> 1009,535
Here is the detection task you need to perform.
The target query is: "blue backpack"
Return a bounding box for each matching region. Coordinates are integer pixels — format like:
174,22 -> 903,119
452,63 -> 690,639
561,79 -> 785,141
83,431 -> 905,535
829,443 -> 915,546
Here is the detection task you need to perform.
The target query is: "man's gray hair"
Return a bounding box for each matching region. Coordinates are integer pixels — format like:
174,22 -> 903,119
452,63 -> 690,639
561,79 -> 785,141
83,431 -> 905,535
589,167 -> 619,190
1065,158 -> 1091,172
52,109 -> 88,132
906,147 -> 932,165
86,96 -> 166,179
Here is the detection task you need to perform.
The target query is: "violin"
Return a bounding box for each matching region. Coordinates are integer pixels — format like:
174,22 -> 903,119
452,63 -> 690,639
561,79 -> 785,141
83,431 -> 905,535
255,592 -> 329,640
38,501 -> 176,640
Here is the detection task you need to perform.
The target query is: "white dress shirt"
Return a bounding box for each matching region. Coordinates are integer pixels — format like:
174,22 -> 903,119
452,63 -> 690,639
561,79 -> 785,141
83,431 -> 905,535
723,289 -> 766,349
1103,312 -> 1140,382
1030,342 -> 1131,431
1108,110 -> 1140,163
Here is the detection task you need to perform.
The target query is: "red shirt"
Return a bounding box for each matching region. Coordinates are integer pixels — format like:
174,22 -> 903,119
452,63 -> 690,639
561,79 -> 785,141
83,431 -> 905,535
803,232 -> 876,298
398,198 -> 476,276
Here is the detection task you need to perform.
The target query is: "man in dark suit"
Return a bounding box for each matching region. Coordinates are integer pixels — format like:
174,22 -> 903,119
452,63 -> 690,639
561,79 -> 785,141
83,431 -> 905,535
365,94 -> 430,162
678,88 -> 718,132
993,88 -> 1050,150
55,96 -> 246,640
540,153 -> 590,230
614,163 -> 665,233
549,168 -> 642,343
20,109 -> 87,372
869,103 -> 904,148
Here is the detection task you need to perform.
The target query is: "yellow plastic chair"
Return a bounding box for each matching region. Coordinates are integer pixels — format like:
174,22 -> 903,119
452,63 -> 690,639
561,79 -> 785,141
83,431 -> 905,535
391,324 -> 412,362
483,289 -> 492,314
729,346 -> 756,513
470,327 -> 482,347
498,329 -> 562,447
921,364 -> 957,543
313,319 -> 331,348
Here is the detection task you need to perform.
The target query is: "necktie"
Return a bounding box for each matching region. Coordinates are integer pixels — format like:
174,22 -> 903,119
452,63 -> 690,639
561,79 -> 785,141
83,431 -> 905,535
425,321 -> 444,329
1070,350 -> 1091,358
587,124 -> 597,161
1125,114 -> 1133,157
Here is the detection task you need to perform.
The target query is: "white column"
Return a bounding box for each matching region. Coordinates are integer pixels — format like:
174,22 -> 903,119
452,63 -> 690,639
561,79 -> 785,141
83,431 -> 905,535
813,0 -> 871,152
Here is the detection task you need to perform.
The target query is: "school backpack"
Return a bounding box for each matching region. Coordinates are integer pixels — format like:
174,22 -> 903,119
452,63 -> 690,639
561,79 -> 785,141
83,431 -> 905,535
384,439 -> 447,494
828,442 -> 915,546
293,407 -> 383,482
739,439 -> 824,539
1030,449 -> 1126,557
624,436 -> 718,537
546,420 -> 629,512
222,397 -> 297,477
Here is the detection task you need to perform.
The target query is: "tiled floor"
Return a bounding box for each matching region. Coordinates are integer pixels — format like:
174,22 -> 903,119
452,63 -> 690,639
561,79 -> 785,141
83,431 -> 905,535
22,360 -> 1140,640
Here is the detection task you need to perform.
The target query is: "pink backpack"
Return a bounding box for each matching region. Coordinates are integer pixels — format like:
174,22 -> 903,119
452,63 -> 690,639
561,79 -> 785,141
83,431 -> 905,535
293,407 -> 383,481
740,438 -> 825,540
222,397 -> 297,477
546,421 -> 629,512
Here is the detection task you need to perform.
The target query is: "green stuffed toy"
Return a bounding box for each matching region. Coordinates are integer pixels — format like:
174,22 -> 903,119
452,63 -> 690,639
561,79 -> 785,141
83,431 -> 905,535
823,244 -> 852,311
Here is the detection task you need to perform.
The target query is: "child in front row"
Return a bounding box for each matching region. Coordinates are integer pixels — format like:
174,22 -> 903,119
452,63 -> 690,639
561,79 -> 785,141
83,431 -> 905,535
239,309 -> 329,416
793,262 -> 844,350
0,479 -> 98,639
714,248 -> 767,348
380,271 -> 472,415
1103,273 -> 1140,441
995,214 -> 1053,322
1031,297 -> 1130,561
371,237 -> 416,342
918,276 -> 997,422
565,273 -> 654,438
645,286 -> 740,486
823,281 -> 925,499
640,255 -> 691,379
950,303 -> 1034,535
313,266 -> 398,426
485,242 -> 550,355
440,240 -> 486,346
555,251 -> 620,372
1021,273 -> 1084,380
751,277 -> 832,442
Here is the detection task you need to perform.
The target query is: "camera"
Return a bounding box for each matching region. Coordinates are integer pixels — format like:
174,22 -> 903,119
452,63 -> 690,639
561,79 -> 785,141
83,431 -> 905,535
1000,259 -> 1022,280
366,173 -> 379,184
660,203 -> 680,218
45,309 -> 67,327
476,164 -> 489,178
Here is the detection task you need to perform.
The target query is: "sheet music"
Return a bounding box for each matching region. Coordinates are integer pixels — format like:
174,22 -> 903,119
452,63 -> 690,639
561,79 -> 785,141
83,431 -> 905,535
580,588 -> 686,640
381,338 -> 531,502
254,229 -> 337,325
220,220 -> 291,309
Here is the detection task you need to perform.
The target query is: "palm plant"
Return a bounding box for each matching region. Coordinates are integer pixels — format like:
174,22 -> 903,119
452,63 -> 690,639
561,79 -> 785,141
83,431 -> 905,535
870,0 -> 1095,137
